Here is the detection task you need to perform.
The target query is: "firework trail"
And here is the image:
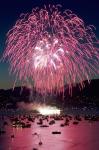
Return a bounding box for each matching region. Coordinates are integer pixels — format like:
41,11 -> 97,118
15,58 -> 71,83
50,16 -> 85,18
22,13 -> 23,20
2,5 -> 99,94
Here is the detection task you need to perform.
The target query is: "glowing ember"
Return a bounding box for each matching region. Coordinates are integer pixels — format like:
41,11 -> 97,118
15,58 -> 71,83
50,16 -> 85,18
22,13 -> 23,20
37,106 -> 61,115
2,5 -> 99,94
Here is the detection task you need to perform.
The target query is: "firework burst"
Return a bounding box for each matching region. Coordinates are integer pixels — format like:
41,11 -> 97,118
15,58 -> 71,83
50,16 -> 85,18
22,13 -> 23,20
2,5 -> 99,94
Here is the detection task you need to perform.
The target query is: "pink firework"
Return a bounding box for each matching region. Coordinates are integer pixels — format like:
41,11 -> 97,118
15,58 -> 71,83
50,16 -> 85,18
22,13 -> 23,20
3,5 -> 99,94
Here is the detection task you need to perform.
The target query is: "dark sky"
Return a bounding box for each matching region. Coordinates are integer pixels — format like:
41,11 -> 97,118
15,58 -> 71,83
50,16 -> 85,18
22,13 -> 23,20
0,0 -> 99,89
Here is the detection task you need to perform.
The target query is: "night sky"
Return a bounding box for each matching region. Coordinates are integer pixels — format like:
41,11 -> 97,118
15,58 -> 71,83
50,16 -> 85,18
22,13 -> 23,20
0,0 -> 99,89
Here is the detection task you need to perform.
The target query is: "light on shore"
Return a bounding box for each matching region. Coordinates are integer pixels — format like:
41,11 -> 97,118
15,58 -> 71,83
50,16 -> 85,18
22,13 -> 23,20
37,106 -> 61,115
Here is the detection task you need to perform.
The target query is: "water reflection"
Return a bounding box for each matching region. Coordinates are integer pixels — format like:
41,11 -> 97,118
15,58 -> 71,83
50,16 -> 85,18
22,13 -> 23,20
0,115 -> 99,150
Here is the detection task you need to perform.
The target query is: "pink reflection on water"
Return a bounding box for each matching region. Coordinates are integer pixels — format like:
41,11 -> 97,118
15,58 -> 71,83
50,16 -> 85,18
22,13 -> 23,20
0,118 -> 99,150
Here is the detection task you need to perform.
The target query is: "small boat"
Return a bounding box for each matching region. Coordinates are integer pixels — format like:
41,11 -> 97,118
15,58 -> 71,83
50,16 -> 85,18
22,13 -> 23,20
73,121 -> 79,125
49,120 -> 55,125
52,131 -> 61,134
11,134 -> 15,138
40,125 -> 49,128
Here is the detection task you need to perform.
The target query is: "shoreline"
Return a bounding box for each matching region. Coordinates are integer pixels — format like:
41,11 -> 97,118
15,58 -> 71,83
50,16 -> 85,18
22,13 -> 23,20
0,107 -> 99,116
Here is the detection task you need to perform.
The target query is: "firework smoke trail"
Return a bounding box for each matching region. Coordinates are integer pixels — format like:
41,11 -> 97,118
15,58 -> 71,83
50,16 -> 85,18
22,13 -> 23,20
2,5 -> 99,94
